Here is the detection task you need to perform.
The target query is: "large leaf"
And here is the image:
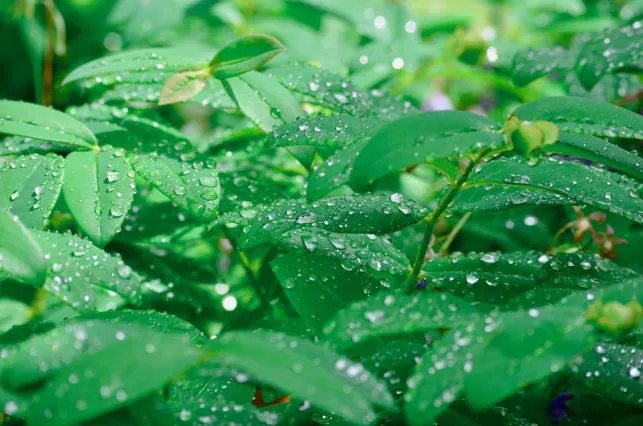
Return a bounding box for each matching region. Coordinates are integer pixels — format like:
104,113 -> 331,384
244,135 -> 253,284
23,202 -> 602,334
210,34 -> 285,79
26,324 -> 200,426
0,153 -> 65,229
29,230 -> 144,312
350,112 -> 504,188
422,251 -> 637,305
0,211 -> 45,286
513,97 -> 643,140
215,193 -> 428,249
546,132 -> 643,181
271,253 -> 382,330
323,291 -> 479,351
275,228 -> 410,283
0,101 -> 96,148
207,330 -> 395,425
62,146 -> 135,247
459,156 -> 643,223
575,24 -> 643,90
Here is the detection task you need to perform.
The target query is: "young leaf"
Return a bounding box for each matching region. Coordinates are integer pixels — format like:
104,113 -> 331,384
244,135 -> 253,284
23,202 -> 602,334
215,193 -> 428,249
209,34 -> 285,79
271,253 -> 382,330
207,330 -> 395,425
0,153 -> 65,229
0,101 -> 96,148
323,291 -> 479,351
350,112 -> 504,188
461,156 -> 643,223
62,146 -> 135,247
463,306 -> 595,409
27,326 -> 200,426
0,211 -> 46,286
513,97 -> 643,140
29,230 -> 144,312
158,68 -> 210,106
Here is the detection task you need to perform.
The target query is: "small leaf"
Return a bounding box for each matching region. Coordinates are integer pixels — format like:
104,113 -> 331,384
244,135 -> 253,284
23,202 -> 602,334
207,330 -> 395,425
62,146 -> 135,247
511,47 -> 571,87
215,193 -> 428,249
350,112 -> 504,188
0,211 -> 46,286
29,230 -> 144,312
323,291 -> 479,351
0,101 -> 96,148
0,153 -> 65,229
271,253 -> 381,330
210,34 -> 285,79
513,96 -> 643,140
158,68 -> 210,106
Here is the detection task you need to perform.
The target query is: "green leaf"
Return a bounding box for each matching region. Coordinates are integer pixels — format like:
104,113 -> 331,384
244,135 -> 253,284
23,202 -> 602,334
0,310 -> 202,389
573,343 -> 643,408
461,156 -> 643,223
0,299 -> 30,334
218,168 -> 291,214
307,137 -> 370,201
29,230 -> 144,312
422,251 -> 636,305
265,114 -> 383,150
575,24 -> 643,90
0,153 -> 65,229
0,211 -> 46,286
513,97 -> 643,140
323,291 -> 479,351
0,101 -> 96,148
27,326 -> 200,426
210,34 -> 285,79
451,185 -> 573,214
215,193 -> 428,249
275,228 -> 410,283
546,132 -> 643,181
62,146 -> 135,247
207,330 -> 395,425
158,68 -> 210,106
271,253 -> 381,330
350,112 -> 504,188
464,305 -> 595,409
511,47 -> 571,87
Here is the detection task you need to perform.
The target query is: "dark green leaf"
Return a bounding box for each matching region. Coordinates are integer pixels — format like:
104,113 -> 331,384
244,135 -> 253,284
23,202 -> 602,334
511,47 -> 571,87
210,34 -> 285,79
0,153 -> 65,229
62,146 -> 135,247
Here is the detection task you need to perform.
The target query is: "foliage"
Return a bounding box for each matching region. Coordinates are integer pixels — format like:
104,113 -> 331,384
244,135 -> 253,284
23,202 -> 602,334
0,1 -> 642,425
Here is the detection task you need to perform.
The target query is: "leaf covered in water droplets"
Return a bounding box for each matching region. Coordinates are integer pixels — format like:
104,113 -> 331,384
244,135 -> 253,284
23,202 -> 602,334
0,153 -> 65,229
62,146 -> 135,247
214,193 -> 428,249
511,47 -> 572,87
0,101 -> 96,148
207,330 -> 395,425
0,211 -> 46,286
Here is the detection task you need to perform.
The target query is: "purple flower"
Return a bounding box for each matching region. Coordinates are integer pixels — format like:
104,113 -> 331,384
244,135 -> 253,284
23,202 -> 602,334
416,278 -> 428,290
548,392 -> 573,423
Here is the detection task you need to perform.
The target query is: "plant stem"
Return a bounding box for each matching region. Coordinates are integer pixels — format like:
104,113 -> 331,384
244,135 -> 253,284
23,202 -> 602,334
405,155 -> 482,293
440,212 -> 472,256
221,227 -> 271,310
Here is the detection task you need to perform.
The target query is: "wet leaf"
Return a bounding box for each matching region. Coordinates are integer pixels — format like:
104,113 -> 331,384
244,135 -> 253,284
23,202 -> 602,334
0,211 -> 46,286
158,68 -> 210,106
210,34 -> 285,79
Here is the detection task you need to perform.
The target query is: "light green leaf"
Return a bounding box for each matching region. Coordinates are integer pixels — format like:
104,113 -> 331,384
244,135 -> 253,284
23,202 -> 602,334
62,146 -> 135,247
546,132 -> 643,180
210,34 -> 285,79
158,68 -> 210,106
323,291 -> 479,351
0,101 -> 96,148
513,96 -> 643,140
207,330 -> 395,425
0,153 -> 65,229
215,193 -> 428,249
271,253 -> 382,330
350,112 -> 504,188
0,211 -> 45,286
29,230 -> 144,312
461,156 -> 643,223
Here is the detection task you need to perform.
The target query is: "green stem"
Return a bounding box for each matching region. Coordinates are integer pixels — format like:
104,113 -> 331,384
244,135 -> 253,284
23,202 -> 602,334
405,155 -> 483,293
221,227 -> 271,310
439,211 -> 472,256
